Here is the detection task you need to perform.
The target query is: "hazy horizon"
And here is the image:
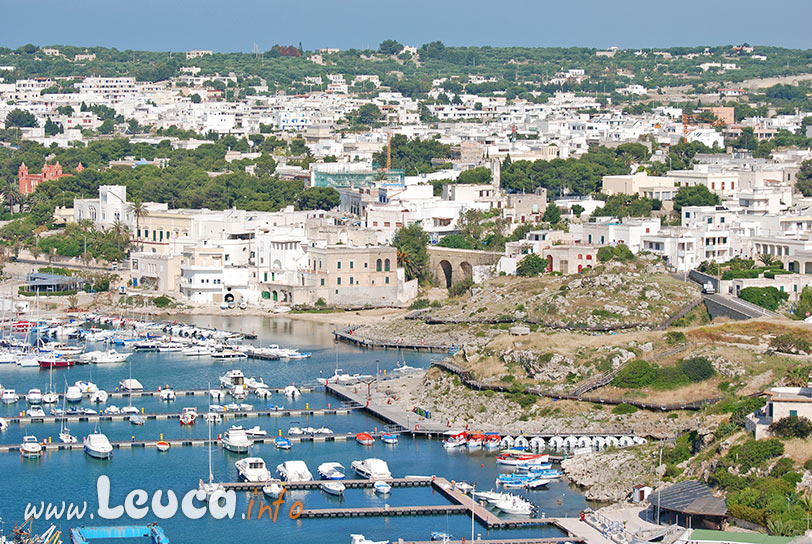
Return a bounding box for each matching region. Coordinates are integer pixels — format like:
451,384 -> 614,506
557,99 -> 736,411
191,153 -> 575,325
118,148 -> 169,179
1,0 -> 811,53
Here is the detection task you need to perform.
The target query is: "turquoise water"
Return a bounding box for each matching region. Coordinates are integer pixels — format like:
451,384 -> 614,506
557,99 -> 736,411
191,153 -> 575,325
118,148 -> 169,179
0,316 -> 586,543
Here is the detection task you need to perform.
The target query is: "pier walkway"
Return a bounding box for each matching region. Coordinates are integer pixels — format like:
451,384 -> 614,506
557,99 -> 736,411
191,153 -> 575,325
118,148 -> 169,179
222,477 -> 432,492
333,327 -> 453,353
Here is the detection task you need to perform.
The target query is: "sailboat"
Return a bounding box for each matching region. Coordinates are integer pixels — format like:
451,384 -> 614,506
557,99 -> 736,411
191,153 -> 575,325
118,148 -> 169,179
198,413 -> 224,501
59,381 -> 77,443
41,350 -> 58,404
121,354 -> 139,415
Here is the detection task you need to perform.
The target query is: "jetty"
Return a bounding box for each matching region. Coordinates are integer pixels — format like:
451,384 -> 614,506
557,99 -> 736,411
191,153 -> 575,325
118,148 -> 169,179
333,327 -> 453,353
223,477 -> 433,492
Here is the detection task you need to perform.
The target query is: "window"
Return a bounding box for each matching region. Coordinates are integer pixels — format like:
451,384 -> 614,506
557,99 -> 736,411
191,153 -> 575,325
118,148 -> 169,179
364,262 -> 368,268
385,277 -> 390,284
349,277 -> 354,285
320,278 -> 325,286
263,272 -> 267,281
376,259 -> 382,272
791,410 -> 798,417
384,259 -> 390,272
707,217 -> 712,224
337,277 -> 341,285
337,261 -> 341,270
384,222 -> 390,228
350,261 -> 354,269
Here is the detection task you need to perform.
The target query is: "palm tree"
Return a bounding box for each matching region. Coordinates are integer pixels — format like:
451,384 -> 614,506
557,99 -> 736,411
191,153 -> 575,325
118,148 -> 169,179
67,294 -> 79,311
127,200 -> 148,251
759,253 -> 779,268
786,366 -> 811,387
3,181 -> 22,213
109,220 -> 130,254
798,495 -> 812,532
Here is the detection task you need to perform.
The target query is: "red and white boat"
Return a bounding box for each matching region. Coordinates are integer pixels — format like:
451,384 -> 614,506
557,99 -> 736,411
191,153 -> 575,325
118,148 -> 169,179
355,432 -> 375,446
38,354 -> 74,369
12,321 -> 36,333
180,407 -> 198,425
442,431 -> 468,449
467,433 -> 486,448
496,451 -> 549,466
483,434 -> 501,449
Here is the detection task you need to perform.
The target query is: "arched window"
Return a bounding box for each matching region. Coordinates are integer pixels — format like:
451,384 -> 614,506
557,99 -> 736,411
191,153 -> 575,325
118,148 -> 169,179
376,258 -> 382,272
384,258 -> 390,272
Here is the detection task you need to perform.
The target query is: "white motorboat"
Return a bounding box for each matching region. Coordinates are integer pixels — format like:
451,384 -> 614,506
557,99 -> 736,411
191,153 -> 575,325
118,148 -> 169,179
204,412 -> 222,424
284,385 -> 300,398
322,481 -> 346,496
2,389 -> 19,404
209,389 -> 226,401
0,417 -> 7,431
318,462 -> 346,480
373,481 -> 392,495
82,350 -> 129,364
221,426 -> 252,453
182,346 -> 211,356
75,381 -> 99,394
159,388 -> 176,401
20,435 -> 42,458
81,408 -> 98,415
276,460 -> 313,482
180,407 -> 197,425
351,458 -> 392,480
41,391 -> 58,404
245,376 -> 267,390
59,430 -> 77,443
65,386 -> 82,403
129,415 -> 145,426
315,427 -> 334,435
157,342 -> 184,353
350,535 -> 389,544
219,370 -> 245,388
211,350 -> 247,360
84,430 -> 113,459
90,390 -> 108,403
287,427 -> 304,436
26,388 -> 43,404
17,355 -> 39,367
235,457 -> 272,482
103,406 -> 121,415
316,368 -> 372,385
27,405 -> 46,418
262,482 -> 284,499
254,388 -> 272,399
244,426 -> 267,440
121,406 -> 139,415
492,497 -> 534,515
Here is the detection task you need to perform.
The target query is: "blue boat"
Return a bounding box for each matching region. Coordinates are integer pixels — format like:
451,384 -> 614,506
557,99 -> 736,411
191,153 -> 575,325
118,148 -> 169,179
70,525 -> 171,544
274,437 -> 292,450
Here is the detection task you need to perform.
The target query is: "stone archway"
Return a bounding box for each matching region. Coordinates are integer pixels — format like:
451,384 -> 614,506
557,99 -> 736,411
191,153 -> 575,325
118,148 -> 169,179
546,255 -> 553,273
439,260 -> 453,288
459,261 -> 473,280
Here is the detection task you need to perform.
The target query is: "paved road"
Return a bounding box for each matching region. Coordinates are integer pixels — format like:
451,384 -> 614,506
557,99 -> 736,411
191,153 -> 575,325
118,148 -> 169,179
703,293 -> 777,320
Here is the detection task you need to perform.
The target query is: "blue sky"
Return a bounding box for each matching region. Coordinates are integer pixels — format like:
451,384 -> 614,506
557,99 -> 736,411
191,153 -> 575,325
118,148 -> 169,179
1,0 -> 811,51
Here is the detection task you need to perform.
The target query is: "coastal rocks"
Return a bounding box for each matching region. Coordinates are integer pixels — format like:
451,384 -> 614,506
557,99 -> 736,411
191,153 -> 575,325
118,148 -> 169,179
503,350 -> 579,382
561,449 -> 656,502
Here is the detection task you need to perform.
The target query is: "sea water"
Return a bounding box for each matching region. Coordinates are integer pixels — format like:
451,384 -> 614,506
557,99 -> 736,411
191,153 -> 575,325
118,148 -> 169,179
0,316 -> 586,543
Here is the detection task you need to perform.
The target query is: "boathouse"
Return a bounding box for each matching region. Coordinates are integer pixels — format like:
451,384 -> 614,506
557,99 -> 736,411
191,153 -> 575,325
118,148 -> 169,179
24,272 -> 85,294
648,480 -> 727,530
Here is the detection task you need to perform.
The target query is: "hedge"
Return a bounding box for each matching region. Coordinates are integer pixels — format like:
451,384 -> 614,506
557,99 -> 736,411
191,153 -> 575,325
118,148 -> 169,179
18,288 -> 77,297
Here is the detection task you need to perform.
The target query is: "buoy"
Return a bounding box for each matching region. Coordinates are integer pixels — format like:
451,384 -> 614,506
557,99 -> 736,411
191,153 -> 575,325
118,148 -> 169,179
305,403 -> 309,410
160,433 -> 163,440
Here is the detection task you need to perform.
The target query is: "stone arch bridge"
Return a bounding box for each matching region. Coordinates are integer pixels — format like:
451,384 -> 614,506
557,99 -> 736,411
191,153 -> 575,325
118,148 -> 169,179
427,246 -> 503,288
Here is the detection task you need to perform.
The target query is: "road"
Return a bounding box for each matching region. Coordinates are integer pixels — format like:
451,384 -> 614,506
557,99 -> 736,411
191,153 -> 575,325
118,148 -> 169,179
703,293 -> 777,320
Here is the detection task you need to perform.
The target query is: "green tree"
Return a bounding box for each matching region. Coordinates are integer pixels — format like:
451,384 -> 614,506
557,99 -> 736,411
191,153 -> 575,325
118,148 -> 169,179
98,119 -> 115,135
673,185 -> 721,212
378,40 -> 403,55
392,224 -> 429,282
5,109 -> 38,128
457,167 -> 492,184
516,253 -> 547,277
796,160 -> 812,197
44,118 -> 62,137
542,204 -> 561,224
436,234 -> 474,250
571,204 -> 585,217
297,187 -> 339,210
190,93 -> 201,104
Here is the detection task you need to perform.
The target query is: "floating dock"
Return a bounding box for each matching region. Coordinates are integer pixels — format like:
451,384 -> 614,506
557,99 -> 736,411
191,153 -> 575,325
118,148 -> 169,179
223,477 -> 432,492
70,524 -> 170,544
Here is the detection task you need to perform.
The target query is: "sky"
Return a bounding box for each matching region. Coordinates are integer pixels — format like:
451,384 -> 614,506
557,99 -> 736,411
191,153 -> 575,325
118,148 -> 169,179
1,0 -> 811,52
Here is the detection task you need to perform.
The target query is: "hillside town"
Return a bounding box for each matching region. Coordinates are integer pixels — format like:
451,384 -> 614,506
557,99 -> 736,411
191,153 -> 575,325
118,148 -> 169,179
5,39 -> 812,544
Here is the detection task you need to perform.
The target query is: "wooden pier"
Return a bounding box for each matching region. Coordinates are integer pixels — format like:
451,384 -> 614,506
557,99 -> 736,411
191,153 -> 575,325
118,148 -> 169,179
333,327 -> 453,353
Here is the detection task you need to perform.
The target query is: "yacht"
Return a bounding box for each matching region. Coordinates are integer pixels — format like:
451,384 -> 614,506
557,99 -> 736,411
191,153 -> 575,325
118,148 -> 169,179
219,370 -> 245,389
244,426 -> 267,439
2,389 -> 19,404
317,462 -> 346,480
235,457 -> 272,482
84,430 -> 113,459
20,435 -> 43,458
182,346 -> 211,356
262,483 -> 284,499
27,405 -> 46,418
351,458 -> 392,480
91,390 -> 108,403
26,388 -> 43,404
276,460 -> 313,482
221,426 -> 252,453
211,350 -> 247,360
65,386 -> 83,403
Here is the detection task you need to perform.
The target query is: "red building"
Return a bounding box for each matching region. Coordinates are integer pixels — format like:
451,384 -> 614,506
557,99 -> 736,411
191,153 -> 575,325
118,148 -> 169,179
18,162 -> 79,195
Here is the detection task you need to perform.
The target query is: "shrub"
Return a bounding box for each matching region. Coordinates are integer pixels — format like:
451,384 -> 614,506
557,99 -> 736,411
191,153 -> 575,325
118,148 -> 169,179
612,359 -> 657,388
770,416 -> 812,439
152,295 -> 172,308
739,286 -> 789,311
613,403 -> 638,415
448,278 -> 474,297
597,244 -> 635,263
315,297 -> 327,307
725,439 -> 784,472
770,334 -> 811,354
664,331 -> 687,345
408,298 -> 430,310
430,300 -> 442,308
516,254 -> 547,277
678,356 -> 715,382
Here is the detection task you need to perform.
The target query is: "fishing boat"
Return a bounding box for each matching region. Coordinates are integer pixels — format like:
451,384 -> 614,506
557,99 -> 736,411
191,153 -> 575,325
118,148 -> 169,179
221,426 -> 252,453
235,457 -> 272,482
373,481 -> 392,494
381,433 -> 398,445
356,432 -> 375,446
496,452 -> 549,466
322,481 -> 346,496
351,458 -> 392,479
442,431 -> 468,449
83,429 -> 113,459
274,437 -> 292,450
180,407 -> 198,425
156,441 -> 171,452
276,460 -> 313,482
20,435 -> 42,458
318,462 -> 346,480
